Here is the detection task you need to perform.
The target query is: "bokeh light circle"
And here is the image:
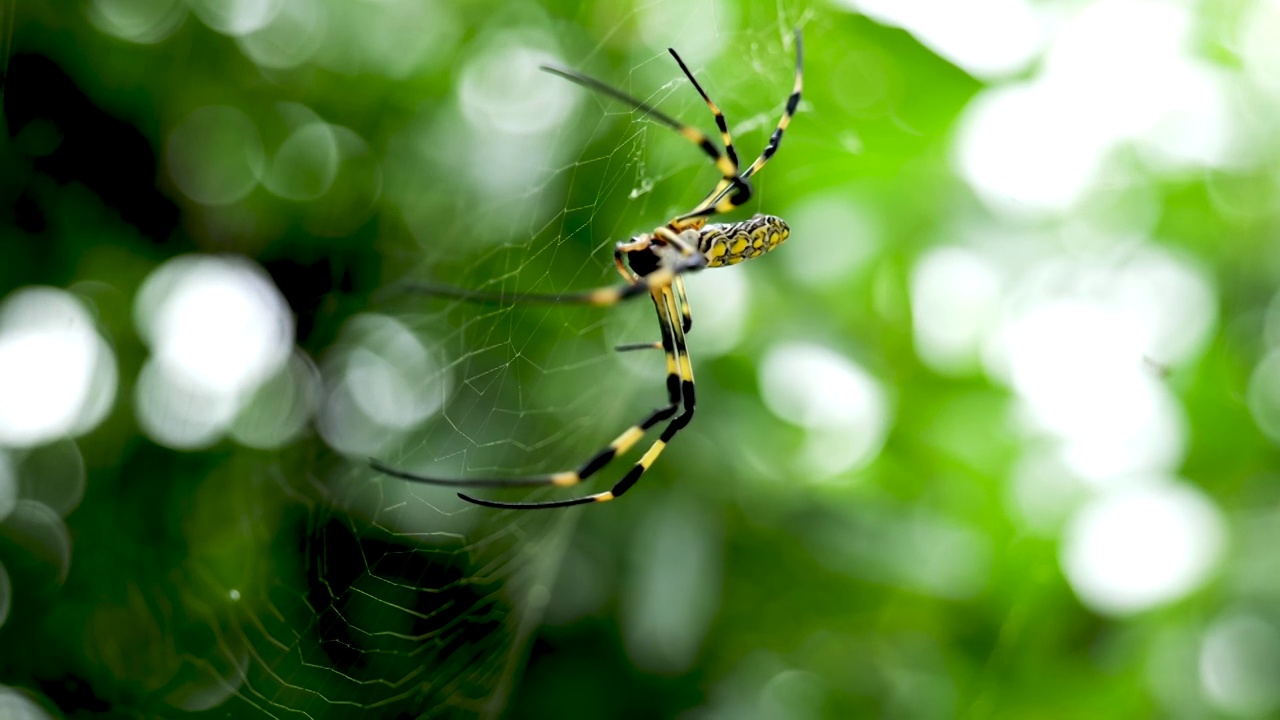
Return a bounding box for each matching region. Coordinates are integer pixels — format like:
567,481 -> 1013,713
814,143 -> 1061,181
459,34 -> 576,137
136,255 -> 294,397
1061,481 -> 1225,615
134,255 -> 296,449
0,452 -> 15,521
318,314 -> 454,457
0,288 -> 117,448
265,122 -> 340,201
1199,612 -> 1280,716
1247,348 -> 1280,446
760,342 -> 890,477
166,106 -> 265,206
87,0 -> 187,44
0,684 -> 53,720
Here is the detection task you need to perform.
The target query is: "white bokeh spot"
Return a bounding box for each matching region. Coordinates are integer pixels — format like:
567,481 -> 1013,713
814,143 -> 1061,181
1061,481 -> 1225,616
134,255 -> 296,449
838,0 -> 1045,79
0,288 -> 117,448
760,342 -> 891,479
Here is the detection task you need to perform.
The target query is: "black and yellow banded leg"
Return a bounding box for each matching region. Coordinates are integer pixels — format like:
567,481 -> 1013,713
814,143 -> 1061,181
674,275 -> 693,332
669,47 -> 739,169
667,48 -> 743,218
614,276 -> 690,344
677,29 -> 804,222
741,29 -> 803,181
587,285 -> 697,505
557,254 -> 708,307
458,287 -> 691,509
376,394 -> 676,501
381,288 -> 681,508
539,63 -> 749,211
613,275 -> 690,346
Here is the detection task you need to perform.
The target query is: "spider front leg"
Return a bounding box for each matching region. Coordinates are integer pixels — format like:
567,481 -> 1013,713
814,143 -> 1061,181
613,232 -> 697,351
678,29 -> 804,222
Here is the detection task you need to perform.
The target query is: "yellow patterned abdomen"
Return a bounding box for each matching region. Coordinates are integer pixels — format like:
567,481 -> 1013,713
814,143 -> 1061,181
699,214 -> 790,267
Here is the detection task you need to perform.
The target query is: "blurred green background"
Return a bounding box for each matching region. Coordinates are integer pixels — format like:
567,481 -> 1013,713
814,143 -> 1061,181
2,0 -> 1280,718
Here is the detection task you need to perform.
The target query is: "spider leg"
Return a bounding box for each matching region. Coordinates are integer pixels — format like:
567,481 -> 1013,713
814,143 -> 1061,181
540,63 -> 750,214
668,47 -> 739,170
372,399 -> 676,492
615,341 -> 663,352
740,28 -> 803,182
615,249 -> 637,283
667,48 -> 743,224
390,253 -> 707,308
614,236 -> 652,283
653,227 -> 700,258
372,289 -> 683,502
676,29 -> 803,224
674,275 -> 693,332
613,275 -> 691,350
461,284 -> 696,509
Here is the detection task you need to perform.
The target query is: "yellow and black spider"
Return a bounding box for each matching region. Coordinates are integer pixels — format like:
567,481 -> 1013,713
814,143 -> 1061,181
372,30 -> 803,509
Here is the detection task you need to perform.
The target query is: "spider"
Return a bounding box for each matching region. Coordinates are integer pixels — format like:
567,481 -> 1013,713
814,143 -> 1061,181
371,29 -> 803,509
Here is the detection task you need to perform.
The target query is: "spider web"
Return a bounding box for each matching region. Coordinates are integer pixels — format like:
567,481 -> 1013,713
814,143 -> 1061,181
176,7 -> 803,718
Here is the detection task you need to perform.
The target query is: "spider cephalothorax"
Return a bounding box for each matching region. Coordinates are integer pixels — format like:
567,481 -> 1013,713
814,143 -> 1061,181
373,30 -> 804,509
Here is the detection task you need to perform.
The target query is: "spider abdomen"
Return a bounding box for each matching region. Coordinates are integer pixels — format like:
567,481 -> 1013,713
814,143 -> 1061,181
699,214 -> 790,267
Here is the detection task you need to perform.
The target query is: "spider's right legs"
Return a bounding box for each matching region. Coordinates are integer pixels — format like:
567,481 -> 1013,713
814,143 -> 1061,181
371,289 -> 684,501
576,284 -> 698,504
460,285 -> 697,509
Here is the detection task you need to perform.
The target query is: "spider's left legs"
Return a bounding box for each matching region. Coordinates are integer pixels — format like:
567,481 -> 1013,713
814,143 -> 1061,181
669,47 -> 739,171
675,29 -> 805,225
390,253 -> 704,308
615,341 -> 664,352
737,28 -> 804,182
667,47 -> 742,222
541,64 -> 745,200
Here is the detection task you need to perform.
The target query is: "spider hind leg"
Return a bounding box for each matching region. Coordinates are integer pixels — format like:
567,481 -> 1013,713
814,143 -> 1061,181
447,287 -> 695,510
